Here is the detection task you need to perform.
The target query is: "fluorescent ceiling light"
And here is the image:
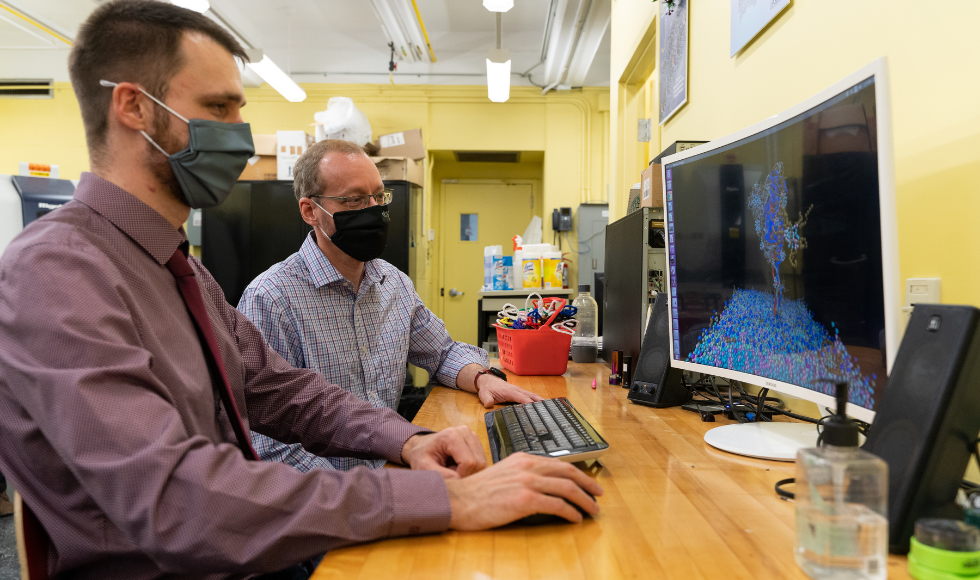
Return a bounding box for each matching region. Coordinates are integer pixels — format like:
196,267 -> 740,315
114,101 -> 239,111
540,0 -> 610,92
170,0 -> 210,13
483,0 -> 514,12
487,48 -> 511,103
245,50 -> 306,102
369,0 -> 435,63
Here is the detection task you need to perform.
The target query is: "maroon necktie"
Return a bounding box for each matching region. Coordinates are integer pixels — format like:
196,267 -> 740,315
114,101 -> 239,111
166,247 -> 259,460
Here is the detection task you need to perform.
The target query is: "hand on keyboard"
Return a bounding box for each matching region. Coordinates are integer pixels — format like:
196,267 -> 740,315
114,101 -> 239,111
475,375 -> 544,409
444,453 -> 603,530
402,425 -> 487,479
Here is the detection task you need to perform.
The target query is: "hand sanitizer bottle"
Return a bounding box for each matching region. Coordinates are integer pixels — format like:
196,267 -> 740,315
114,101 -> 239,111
795,381 -> 888,580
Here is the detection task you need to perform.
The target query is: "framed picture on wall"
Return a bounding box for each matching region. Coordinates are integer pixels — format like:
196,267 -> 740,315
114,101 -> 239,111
730,0 -> 790,57
659,0 -> 689,125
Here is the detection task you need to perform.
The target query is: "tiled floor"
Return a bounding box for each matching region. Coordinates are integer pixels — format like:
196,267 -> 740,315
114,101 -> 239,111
0,513 -> 17,580
0,483 -> 18,579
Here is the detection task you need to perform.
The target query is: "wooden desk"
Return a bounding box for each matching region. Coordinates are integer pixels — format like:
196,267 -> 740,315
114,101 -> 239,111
313,362 -> 910,580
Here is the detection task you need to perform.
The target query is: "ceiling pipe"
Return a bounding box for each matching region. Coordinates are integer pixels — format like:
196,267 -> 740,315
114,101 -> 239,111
542,0 -> 590,95
520,0 -> 559,80
0,1 -> 72,45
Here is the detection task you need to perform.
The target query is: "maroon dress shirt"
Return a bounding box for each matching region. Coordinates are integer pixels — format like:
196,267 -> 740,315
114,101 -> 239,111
0,173 -> 451,579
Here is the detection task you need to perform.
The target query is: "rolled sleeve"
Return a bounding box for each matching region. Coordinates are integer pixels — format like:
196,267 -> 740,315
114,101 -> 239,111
433,341 -> 490,388
405,286 -> 490,389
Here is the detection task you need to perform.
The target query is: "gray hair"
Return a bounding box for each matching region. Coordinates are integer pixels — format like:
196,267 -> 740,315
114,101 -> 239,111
292,139 -> 370,202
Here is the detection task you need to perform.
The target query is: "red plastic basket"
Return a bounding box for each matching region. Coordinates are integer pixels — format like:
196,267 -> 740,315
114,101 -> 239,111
495,325 -> 573,376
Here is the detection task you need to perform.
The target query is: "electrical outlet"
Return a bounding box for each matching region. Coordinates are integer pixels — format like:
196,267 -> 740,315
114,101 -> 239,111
905,278 -> 941,306
903,278 -> 941,331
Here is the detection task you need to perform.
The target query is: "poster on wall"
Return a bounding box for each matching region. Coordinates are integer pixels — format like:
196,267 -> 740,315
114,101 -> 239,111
659,0 -> 689,125
730,0 -> 790,57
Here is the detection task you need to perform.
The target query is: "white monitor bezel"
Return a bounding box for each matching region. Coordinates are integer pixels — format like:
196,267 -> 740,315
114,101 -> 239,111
660,57 -> 899,423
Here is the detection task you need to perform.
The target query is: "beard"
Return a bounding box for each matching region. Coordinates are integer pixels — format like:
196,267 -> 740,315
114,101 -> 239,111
145,110 -> 186,205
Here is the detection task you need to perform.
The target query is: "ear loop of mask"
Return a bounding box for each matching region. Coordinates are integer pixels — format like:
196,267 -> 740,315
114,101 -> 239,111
99,79 -> 189,157
310,198 -> 335,241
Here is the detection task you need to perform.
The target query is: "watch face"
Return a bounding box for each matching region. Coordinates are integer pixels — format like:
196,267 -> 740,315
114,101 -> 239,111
489,367 -> 507,380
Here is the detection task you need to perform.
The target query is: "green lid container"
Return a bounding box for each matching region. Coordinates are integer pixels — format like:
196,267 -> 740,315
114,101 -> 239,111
909,537 -> 980,579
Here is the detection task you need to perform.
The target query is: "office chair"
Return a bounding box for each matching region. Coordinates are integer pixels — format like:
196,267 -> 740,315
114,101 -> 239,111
14,491 -> 49,580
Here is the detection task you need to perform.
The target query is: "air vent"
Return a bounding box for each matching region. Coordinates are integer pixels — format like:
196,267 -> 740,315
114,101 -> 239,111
454,151 -> 521,163
0,79 -> 53,99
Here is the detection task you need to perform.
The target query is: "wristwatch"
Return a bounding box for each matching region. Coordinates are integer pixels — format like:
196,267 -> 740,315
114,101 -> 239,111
474,367 -> 507,393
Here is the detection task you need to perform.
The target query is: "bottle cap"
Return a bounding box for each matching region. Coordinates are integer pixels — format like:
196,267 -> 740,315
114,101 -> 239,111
578,284 -> 590,292
819,381 -> 860,447
915,519 -> 980,552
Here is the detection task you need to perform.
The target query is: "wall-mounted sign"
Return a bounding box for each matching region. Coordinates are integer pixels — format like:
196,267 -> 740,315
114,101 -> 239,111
659,0 -> 689,125
730,0 -> 790,57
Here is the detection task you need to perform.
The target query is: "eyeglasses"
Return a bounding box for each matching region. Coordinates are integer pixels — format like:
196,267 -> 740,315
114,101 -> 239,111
311,190 -> 393,211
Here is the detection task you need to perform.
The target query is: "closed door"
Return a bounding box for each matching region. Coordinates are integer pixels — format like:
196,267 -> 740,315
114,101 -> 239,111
441,182 -> 534,346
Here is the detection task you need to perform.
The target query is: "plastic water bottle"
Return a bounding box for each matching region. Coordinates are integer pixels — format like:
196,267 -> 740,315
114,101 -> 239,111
571,284 -> 598,363
795,382 -> 888,580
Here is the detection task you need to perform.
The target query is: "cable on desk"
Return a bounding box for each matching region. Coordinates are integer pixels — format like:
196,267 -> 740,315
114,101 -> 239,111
775,478 -> 795,500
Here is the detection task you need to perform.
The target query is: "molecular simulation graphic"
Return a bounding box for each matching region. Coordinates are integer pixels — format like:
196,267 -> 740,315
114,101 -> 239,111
688,163 -> 876,408
747,162 -> 812,314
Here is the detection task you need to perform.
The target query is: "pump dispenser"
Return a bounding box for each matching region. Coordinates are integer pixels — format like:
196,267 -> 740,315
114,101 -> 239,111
794,381 -> 889,580
819,382 -> 860,447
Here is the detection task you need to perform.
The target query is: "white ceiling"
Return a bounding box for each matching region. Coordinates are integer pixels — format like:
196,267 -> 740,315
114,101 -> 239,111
0,0 -> 610,87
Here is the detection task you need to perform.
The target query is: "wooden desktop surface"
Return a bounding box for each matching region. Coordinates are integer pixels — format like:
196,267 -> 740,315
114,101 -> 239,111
312,362 -> 910,579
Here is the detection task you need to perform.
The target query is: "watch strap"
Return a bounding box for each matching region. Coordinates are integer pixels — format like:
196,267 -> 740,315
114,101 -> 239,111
474,369 -> 495,394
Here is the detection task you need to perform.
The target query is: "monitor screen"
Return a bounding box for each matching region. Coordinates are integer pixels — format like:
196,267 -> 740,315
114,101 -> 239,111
663,62 -> 898,420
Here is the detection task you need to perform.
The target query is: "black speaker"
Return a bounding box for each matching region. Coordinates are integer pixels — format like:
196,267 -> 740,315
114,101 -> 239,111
627,293 -> 688,407
862,304 -> 980,553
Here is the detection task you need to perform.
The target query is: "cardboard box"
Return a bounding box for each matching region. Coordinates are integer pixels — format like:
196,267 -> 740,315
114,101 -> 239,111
276,131 -> 315,180
372,156 -> 423,187
240,155 -> 278,180
640,163 -> 663,208
626,182 -> 642,214
253,134 -> 277,156
375,129 -> 424,160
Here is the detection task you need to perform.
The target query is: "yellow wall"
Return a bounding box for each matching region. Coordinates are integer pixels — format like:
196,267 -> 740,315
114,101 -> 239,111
612,0 -> 980,307
0,83 -> 609,312
0,84 -> 88,179
608,0 -> 660,220
610,1 -> 980,421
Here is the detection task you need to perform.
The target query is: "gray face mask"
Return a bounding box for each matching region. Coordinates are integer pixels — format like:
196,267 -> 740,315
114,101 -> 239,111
100,80 -> 255,209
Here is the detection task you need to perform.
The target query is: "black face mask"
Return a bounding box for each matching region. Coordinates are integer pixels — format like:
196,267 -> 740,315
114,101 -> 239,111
314,201 -> 390,263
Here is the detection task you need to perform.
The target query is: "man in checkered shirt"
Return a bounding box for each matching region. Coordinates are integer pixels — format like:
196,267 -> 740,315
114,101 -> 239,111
238,139 -> 543,473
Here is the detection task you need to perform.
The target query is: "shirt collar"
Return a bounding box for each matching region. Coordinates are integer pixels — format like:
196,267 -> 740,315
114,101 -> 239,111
299,231 -> 383,290
72,172 -> 187,265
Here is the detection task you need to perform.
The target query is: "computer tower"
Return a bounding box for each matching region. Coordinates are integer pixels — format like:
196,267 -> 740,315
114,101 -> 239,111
862,304 -> 980,553
202,180 -> 417,306
603,207 -> 667,363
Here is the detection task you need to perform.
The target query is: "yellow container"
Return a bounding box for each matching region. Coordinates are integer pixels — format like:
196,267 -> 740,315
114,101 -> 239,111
522,258 -> 542,288
543,258 -> 563,288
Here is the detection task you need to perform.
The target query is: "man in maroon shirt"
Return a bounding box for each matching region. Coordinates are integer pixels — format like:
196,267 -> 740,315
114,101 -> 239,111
0,1 -> 600,579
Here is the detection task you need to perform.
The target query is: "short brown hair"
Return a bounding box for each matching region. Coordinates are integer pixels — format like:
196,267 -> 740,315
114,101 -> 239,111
293,140 -> 371,202
68,0 -> 247,162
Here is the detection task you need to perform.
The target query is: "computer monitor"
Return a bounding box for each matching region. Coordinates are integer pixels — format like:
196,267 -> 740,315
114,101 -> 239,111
662,58 -> 899,460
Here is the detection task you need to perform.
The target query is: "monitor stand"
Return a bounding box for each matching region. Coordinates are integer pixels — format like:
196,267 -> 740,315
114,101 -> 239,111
703,423 -> 819,462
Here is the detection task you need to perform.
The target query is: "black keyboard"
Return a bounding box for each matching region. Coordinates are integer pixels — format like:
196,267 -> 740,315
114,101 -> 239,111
485,397 -> 609,463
